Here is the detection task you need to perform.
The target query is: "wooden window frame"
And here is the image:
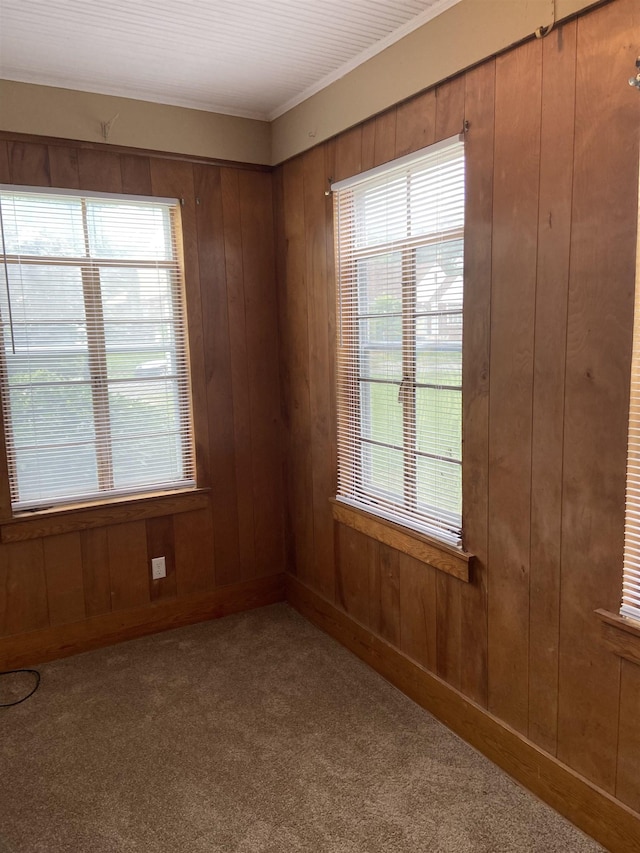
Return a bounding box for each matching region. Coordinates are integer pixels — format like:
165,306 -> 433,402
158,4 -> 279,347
0,190 -> 195,514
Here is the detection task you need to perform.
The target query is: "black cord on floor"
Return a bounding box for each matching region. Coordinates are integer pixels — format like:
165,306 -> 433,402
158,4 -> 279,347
0,670 -> 40,707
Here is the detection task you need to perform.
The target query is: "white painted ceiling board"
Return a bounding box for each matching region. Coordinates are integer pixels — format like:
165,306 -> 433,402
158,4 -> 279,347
0,0 -> 461,120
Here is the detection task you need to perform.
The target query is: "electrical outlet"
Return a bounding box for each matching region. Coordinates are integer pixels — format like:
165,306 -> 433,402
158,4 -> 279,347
151,556 -> 166,580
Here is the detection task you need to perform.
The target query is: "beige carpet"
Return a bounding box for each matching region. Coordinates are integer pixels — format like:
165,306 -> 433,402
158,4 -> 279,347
0,604 -> 603,853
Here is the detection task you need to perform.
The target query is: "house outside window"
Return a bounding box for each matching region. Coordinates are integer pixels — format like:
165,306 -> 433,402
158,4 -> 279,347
0,186 -> 195,511
333,136 -> 465,547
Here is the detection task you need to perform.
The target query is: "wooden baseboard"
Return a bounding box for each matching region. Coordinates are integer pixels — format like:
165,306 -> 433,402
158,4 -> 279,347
287,575 -> 640,853
0,573 -> 286,669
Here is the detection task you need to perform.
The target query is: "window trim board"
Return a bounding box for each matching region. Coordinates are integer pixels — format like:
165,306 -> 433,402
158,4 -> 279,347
331,497 -> 472,582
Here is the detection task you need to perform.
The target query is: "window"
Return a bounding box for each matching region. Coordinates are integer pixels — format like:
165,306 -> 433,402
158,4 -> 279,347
0,186 -> 195,512
621,174 -> 640,622
333,136 -> 465,547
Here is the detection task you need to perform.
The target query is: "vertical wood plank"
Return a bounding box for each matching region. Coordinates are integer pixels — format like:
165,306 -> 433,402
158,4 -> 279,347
238,169 -> 286,578
370,543 -> 400,646
434,76 -> 465,142
399,553 -> 437,671
281,157 -> 315,582
0,541 -> 48,638
487,38 -> 542,733
8,142 -> 50,186
373,108 -> 397,167
302,145 -> 335,597
77,149 -> 122,193
43,533 -> 85,626
324,138 -> 338,604
149,158 -> 210,490
107,521 -> 149,611
220,167 -> 256,579
0,142 -> 10,182
433,69 -> 468,694
395,90 -> 437,158
146,515 -> 177,602
335,524 -> 376,627
557,0 -> 639,791
120,155 -> 152,195
334,125 -> 363,183
194,163 -> 241,583
435,577 -> 461,689
48,146 -> 80,189
80,528 -> 111,617
616,659 -> 640,813
273,166 -> 295,577
174,508 -> 215,594
361,119 -> 376,172
459,59 -> 495,708
528,20 -> 577,755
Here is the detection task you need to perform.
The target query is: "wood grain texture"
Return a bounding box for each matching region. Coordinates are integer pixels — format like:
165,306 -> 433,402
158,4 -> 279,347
0,574 -> 285,669
399,552 -> 437,671
149,157 -> 210,490
120,154 -> 152,195
334,125 -> 363,183
528,20 -> 577,755
434,75 -> 465,142
194,163 -> 241,582
335,524 -> 376,627
395,90 -> 437,158
303,145 -> 335,597
173,508 -> 215,595
107,521 -> 150,611
8,142 -> 50,186
80,527 -> 111,617
1,489 -> 211,543
288,576 -> 640,853
273,167 -> 295,578
459,59 -> 494,707
77,149 -> 122,193
279,157 -> 315,582
0,134 -> 286,671
238,169 -> 286,578
557,0 -> 639,792
147,515 -> 177,602
48,146 -> 80,189
331,500 -> 471,581
0,541 -> 48,636
487,38 -> 542,733
370,543 -> 400,646
0,141 -> 10,182
220,166 -> 256,579
617,659 -> 640,813
373,108 -> 397,167
598,610 -> 640,668
361,119 -> 376,173
43,533 -> 85,626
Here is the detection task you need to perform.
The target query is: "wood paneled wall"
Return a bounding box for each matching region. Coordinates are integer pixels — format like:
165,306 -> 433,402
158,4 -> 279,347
275,0 -> 640,817
0,138 -> 285,651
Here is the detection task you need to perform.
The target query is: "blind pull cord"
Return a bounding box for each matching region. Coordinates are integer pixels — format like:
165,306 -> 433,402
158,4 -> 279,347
0,201 -> 16,355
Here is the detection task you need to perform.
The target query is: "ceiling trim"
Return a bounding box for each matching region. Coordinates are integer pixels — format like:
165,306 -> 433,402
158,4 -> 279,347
266,0 -> 463,121
0,70 -> 269,122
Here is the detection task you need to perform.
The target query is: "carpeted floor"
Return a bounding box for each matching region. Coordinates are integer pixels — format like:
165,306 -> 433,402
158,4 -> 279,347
0,603 -> 603,853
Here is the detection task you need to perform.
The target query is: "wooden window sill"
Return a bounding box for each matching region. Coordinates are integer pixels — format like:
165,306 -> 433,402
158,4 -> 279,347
0,488 -> 211,543
595,609 -> 640,667
330,497 -> 473,582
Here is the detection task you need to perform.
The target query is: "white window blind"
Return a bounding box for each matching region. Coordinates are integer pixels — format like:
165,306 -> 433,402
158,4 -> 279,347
622,175 -> 640,622
0,186 -> 195,511
333,136 -> 465,546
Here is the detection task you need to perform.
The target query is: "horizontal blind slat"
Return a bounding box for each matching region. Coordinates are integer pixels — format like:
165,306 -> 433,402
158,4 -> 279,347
335,139 -> 464,548
0,186 -> 195,511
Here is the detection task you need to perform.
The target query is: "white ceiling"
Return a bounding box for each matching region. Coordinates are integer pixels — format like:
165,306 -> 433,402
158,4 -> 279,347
0,0 -> 460,121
